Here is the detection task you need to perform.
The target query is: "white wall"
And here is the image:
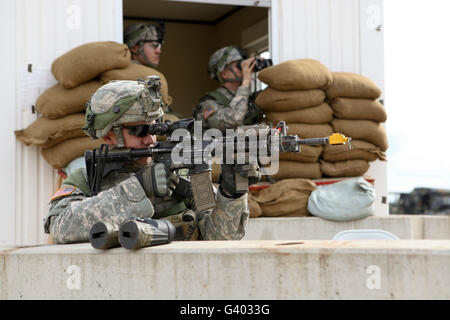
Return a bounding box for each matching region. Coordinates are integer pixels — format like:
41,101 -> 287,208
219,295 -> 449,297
0,0 -> 18,246
0,0 -> 123,245
272,0 -> 387,216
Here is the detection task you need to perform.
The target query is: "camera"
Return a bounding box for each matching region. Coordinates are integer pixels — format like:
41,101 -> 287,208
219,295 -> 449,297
237,58 -> 273,72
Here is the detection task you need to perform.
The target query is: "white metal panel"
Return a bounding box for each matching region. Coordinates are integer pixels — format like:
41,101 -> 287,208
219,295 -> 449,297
0,0 -> 123,246
360,0 -> 387,216
276,0 -> 361,72
0,0 -> 17,246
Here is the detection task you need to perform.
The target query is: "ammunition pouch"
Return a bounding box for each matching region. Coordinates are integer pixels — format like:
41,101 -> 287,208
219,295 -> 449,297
194,89 -> 264,128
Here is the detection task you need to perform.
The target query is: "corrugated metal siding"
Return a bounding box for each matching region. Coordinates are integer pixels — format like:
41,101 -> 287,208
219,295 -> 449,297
7,0 -> 122,245
276,0 -> 361,73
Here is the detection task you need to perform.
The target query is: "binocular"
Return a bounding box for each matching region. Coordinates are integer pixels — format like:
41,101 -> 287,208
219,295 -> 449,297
237,58 -> 273,72
89,217 -> 176,250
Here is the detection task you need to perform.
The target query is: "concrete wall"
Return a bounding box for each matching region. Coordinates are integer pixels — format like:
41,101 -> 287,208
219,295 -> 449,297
244,215 -> 450,240
1,240 -> 449,300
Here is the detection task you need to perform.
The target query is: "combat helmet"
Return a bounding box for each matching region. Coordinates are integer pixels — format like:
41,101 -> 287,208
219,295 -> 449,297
124,21 -> 165,48
83,76 -> 165,148
208,46 -> 247,83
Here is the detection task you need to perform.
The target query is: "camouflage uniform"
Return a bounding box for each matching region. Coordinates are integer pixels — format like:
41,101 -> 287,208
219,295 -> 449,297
43,78 -> 250,244
44,165 -> 249,243
193,46 -> 261,132
194,86 -> 251,132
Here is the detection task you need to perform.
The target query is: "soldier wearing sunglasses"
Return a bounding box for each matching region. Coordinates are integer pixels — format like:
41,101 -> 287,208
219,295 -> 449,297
124,21 -> 165,68
44,79 -> 260,244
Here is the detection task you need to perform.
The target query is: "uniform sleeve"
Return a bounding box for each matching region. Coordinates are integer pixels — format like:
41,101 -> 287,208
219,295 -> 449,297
198,86 -> 251,131
197,188 -> 249,240
44,176 -> 154,244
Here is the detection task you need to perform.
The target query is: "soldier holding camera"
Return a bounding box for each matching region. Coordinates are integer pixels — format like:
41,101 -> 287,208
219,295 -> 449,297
193,46 -> 271,132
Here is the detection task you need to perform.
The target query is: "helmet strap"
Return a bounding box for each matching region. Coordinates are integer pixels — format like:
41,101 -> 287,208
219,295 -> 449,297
221,64 -> 242,83
113,127 -> 126,148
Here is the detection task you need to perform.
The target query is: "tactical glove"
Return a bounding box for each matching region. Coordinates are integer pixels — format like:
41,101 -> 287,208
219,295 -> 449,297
135,162 -> 179,201
219,163 -> 261,198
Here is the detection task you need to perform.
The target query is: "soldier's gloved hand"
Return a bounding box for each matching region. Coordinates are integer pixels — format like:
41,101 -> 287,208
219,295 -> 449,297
135,162 -> 179,201
219,163 -> 261,198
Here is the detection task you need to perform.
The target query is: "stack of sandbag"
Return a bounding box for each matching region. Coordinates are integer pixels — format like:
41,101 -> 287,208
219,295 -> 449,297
15,41 -> 133,169
256,59 -> 335,180
248,179 -> 317,218
321,72 -> 388,177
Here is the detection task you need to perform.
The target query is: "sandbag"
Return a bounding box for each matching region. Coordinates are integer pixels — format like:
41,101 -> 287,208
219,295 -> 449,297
41,129 -> 86,149
42,137 -> 104,169
287,123 -> 333,139
322,140 -> 386,162
255,88 -> 326,112
325,72 -> 382,99
100,63 -> 173,106
320,159 -> 370,177
51,41 -> 130,89
248,194 -> 262,218
35,81 -> 103,119
251,179 -> 317,217
265,103 -> 333,124
15,113 -> 86,146
258,59 -> 333,90
330,98 -> 387,122
307,177 -> 375,221
331,119 -> 389,151
279,145 -> 323,163
268,161 -> 322,180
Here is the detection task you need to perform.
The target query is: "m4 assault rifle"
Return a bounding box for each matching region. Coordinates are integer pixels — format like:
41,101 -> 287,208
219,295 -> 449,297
84,118 -> 351,212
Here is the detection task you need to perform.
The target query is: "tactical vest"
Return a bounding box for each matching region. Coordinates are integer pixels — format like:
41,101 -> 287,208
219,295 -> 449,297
193,88 -> 263,129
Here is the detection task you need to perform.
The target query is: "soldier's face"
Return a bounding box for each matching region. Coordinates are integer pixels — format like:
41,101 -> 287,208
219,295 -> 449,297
131,41 -> 162,67
103,121 -> 157,164
220,61 -> 242,82
121,121 -> 157,149
142,42 -> 162,66
123,121 -> 157,165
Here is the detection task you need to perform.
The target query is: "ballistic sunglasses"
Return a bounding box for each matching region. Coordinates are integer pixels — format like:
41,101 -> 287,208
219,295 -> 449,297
143,40 -> 163,49
122,124 -> 153,137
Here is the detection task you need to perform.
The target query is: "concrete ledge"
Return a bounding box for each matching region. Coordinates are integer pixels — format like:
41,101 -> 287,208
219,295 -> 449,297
1,240 -> 449,300
244,215 -> 450,240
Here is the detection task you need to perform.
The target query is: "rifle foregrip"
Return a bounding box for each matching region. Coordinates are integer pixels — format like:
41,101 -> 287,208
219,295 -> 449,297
298,137 -> 329,145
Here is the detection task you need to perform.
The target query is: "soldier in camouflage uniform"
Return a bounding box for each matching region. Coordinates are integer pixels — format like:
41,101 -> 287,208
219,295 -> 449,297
193,46 -> 261,132
124,21 -> 165,68
43,79 -> 260,244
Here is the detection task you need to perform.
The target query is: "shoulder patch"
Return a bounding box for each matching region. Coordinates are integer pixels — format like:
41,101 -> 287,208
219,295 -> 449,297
51,186 -> 76,201
203,106 -> 215,120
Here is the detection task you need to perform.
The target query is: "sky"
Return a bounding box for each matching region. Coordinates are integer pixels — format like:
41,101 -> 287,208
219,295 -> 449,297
384,0 -> 450,193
